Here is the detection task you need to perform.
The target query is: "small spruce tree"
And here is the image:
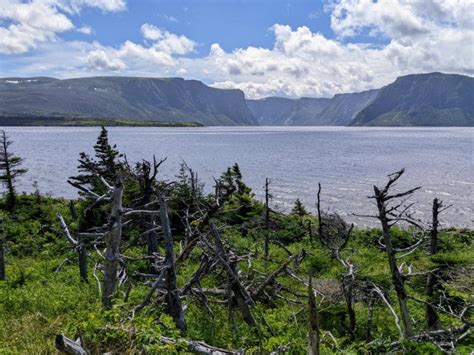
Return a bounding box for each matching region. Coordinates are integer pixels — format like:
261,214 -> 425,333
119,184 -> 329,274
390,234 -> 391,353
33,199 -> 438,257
0,130 -> 27,211
291,198 -> 308,216
69,126 -> 124,195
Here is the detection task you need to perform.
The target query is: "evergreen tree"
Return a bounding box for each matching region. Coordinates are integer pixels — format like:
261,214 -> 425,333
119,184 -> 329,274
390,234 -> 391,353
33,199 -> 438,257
291,198 -> 308,216
0,130 -> 27,211
218,164 -> 261,224
69,126 -> 124,195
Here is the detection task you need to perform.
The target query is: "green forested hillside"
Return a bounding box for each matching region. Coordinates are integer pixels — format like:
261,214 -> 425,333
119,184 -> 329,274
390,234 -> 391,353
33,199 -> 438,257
0,77 -> 257,126
352,73 -> 474,126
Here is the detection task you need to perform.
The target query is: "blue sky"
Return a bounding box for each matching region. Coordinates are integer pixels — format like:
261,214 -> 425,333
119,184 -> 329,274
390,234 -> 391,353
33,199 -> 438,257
1,0 -> 472,98
62,0 -> 334,54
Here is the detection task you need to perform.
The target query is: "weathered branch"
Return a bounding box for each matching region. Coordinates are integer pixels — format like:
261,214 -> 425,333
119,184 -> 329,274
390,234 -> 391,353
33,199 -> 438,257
55,334 -> 87,355
159,336 -> 240,354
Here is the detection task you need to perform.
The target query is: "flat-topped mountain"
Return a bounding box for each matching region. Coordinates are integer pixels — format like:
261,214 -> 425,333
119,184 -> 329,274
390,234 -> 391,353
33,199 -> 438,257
351,72 -> 474,126
1,72 -> 472,126
247,73 -> 473,126
0,76 -> 257,126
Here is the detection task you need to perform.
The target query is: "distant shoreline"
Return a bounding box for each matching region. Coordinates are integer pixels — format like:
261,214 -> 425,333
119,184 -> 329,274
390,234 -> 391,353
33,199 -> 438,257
0,116 -> 203,128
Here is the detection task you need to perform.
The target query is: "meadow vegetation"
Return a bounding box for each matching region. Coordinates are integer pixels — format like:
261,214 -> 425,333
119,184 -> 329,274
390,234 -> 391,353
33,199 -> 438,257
0,128 -> 472,354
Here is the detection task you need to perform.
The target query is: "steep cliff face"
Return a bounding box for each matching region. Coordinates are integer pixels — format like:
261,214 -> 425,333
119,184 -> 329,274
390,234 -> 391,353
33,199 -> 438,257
352,73 -> 474,126
0,76 -> 257,126
246,90 -> 376,126
247,97 -> 330,125
316,90 -> 379,125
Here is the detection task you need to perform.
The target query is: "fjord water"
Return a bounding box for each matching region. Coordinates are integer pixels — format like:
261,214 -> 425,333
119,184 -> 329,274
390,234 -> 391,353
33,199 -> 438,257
3,126 -> 473,227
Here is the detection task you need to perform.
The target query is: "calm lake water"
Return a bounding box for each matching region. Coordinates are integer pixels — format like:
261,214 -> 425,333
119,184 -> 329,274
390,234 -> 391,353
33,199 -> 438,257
2,126 -> 473,227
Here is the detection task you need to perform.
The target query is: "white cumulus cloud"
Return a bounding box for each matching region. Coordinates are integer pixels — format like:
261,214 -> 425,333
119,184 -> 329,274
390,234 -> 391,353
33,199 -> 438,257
0,0 -> 126,54
1,0 -> 473,99
86,49 -> 125,71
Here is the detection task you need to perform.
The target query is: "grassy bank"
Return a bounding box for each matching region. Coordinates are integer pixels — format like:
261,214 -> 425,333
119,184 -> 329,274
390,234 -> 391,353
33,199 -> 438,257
0,194 -> 472,354
0,127 -> 472,354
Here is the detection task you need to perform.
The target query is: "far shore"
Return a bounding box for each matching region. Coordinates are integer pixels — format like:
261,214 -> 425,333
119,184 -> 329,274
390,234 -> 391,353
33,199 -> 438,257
0,116 -> 203,128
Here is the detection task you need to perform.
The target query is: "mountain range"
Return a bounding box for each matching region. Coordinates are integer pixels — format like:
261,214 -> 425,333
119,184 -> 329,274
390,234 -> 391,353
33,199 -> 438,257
0,72 -> 472,126
0,76 -> 256,126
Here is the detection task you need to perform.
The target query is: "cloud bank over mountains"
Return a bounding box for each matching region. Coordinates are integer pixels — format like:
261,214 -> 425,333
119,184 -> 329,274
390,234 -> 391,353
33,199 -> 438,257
1,0 -> 473,99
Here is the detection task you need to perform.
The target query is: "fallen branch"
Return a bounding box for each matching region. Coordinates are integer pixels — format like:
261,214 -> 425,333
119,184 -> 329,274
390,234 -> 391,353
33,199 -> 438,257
55,334 -> 87,355
159,336 -> 241,354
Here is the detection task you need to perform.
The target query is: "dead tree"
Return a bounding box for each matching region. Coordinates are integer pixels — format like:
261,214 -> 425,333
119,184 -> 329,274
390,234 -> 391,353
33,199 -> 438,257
102,175 -> 123,309
159,336 -> 239,354
426,198 -> 450,330
134,156 -> 166,257
210,223 -> 256,326
316,183 -> 355,337
57,214 -> 88,282
308,275 -> 320,355
55,334 -> 87,355
0,237 -> 5,281
159,191 -> 186,330
369,169 -> 421,337
264,178 -> 271,259
174,177 -> 238,270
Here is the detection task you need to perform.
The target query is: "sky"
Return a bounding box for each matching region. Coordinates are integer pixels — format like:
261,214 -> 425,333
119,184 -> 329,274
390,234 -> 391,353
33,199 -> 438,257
0,0 -> 473,99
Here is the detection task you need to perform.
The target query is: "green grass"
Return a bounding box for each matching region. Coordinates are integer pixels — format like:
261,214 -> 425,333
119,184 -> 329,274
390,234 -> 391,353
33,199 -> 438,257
0,195 -> 473,353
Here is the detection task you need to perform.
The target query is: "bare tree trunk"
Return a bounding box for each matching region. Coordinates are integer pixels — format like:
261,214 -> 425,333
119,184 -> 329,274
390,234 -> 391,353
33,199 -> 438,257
102,175 -> 123,309
307,220 -> 313,244
159,192 -> 186,331
374,186 -> 414,337
0,238 -> 5,281
211,223 -> 256,326
426,198 -> 443,330
366,298 -> 374,341
264,178 -> 270,259
146,216 -> 159,256
430,198 -> 440,255
308,276 -> 320,355
77,238 -> 88,283
342,277 -> 356,339
57,213 -> 88,282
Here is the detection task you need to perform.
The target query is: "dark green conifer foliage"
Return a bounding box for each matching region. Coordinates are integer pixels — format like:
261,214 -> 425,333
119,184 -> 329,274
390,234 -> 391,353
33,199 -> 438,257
219,164 -> 261,224
0,130 -> 27,211
69,126 -> 124,195
292,198 -> 308,216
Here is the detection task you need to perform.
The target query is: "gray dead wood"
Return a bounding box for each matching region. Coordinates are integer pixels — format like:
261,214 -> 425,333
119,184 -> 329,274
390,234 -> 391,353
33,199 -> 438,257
176,179 -> 237,270
371,169 -> 416,337
264,177 -> 271,259
210,223 -> 256,326
0,238 -> 5,281
55,334 -> 87,355
251,251 -> 303,299
159,191 -> 186,330
57,213 -> 88,282
102,175 -> 123,309
426,197 -> 450,330
316,183 -> 355,337
308,275 -> 320,355
160,336 -> 240,354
